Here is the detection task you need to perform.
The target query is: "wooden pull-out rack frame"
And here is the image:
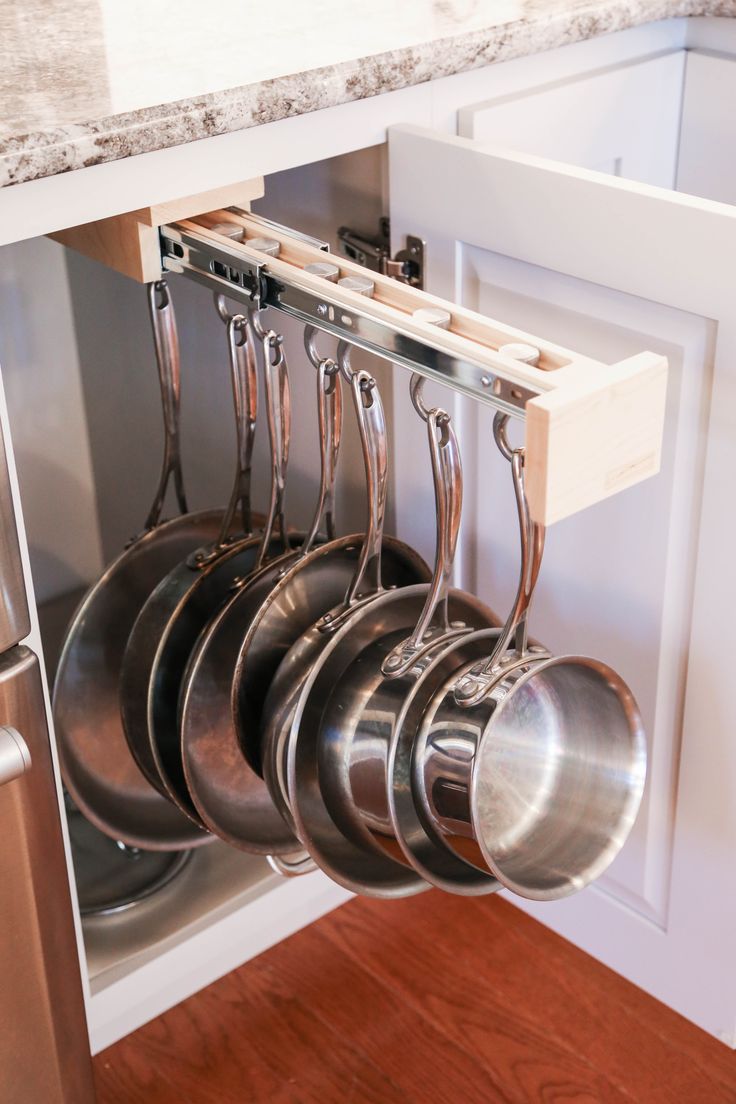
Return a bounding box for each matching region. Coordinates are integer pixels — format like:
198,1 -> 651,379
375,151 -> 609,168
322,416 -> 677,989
51,186 -> 667,525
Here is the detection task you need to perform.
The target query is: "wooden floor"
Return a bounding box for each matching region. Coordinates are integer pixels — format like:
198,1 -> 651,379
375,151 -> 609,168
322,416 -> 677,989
93,892 -> 736,1104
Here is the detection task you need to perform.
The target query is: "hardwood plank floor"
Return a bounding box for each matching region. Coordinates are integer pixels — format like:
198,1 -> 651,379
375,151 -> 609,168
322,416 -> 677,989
93,893 -> 736,1104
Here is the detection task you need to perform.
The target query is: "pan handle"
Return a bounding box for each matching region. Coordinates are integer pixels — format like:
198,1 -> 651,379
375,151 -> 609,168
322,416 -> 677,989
143,280 -> 188,530
453,413 -> 547,708
337,344 -> 387,613
300,326 -> 343,556
314,342 -> 387,632
381,382 -> 467,678
213,301 -> 258,548
253,323 -> 291,571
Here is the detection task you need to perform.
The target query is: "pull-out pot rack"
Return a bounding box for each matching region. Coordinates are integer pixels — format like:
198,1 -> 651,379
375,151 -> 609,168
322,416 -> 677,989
52,184 -> 667,524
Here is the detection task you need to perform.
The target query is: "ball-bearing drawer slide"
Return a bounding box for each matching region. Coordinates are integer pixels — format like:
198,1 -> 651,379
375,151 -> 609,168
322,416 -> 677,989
160,221 -> 539,420
48,188 -> 667,525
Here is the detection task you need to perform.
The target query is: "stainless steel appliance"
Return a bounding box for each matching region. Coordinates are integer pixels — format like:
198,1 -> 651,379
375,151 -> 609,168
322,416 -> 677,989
0,420 -> 95,1104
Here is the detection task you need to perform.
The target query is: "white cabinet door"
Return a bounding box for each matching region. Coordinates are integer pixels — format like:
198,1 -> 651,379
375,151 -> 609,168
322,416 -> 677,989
388,123 -> 736,1044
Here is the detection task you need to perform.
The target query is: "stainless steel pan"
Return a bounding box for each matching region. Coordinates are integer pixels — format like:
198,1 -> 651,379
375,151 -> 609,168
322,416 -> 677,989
412,414 -> 648,902
260,349 -> 429,842
179,336 -> 343,852
387,627 -> 502,893
285,388 -> 497,897
182,335 -> 428,853
234,334 -> 424,771
54,281 -> 218,850
121,308 -> 297,823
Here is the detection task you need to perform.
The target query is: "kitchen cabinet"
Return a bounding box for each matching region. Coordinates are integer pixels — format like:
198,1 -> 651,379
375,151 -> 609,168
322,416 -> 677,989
0,16 -> 734,1094
390,38 -> 736,1042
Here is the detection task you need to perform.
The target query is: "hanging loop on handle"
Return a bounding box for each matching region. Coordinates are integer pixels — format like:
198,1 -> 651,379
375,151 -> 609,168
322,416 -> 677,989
143,280 -> 188,530
253,317 -> 291,572
382,376 -> 467,678
301,325 -> 342,555
453,412 -> 547,708
211,302 -> 258,549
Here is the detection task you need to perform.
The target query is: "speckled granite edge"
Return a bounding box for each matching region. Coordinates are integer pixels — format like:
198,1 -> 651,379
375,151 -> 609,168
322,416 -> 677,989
2,0 -> 734,189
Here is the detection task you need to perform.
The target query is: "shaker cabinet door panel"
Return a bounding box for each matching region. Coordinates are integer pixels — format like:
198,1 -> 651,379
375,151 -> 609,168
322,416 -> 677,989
388,122 -> 736,1043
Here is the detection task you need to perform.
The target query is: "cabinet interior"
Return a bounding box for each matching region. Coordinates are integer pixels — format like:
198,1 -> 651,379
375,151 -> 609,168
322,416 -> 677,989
0,34 -> 733,1051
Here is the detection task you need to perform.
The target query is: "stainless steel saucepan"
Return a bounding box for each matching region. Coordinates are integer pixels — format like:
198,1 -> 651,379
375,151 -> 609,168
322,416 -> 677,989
54,281 -> 220,850
412,414 -> 648,902
283,378 -> 497,896
120,303 -> 297,823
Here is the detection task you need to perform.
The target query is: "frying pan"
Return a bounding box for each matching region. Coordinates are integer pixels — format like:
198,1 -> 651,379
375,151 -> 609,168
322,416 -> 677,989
284,390 -> 497,897
121,308 -> 297,823
260,349 -> 429,842
231,331 -> 428,773
54,281 -> 219,849
412,414 -> 647,902
182,334 -> 428,853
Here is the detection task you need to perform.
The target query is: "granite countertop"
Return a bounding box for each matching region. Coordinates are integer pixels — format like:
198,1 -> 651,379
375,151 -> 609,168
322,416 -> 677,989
1,0 -> 734,189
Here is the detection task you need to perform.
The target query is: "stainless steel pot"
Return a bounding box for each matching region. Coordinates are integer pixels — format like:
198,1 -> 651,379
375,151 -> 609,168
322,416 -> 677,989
387,627 -> 503,893
120,306 -> 296,823
286,387 -> 498,897
54,281 -> 219,850
412,415 -> 648,902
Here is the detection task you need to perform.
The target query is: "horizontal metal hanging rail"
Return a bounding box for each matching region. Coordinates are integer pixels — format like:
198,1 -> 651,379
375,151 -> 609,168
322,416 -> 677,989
160,221 -> 543,419
158,208 -> 668,525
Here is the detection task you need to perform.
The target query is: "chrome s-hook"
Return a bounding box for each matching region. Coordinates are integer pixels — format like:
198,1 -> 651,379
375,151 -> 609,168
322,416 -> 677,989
336,340 -> 376,399
214,293 -> 250,347
304,325 -> 339,393
410,374 -> 450,445
247,303 -> 277,343
336,339 -> 356,383
214,292 -> 235,324
247,303 -> 285,371
410,373 -> 433,422
493,410 -> 516,463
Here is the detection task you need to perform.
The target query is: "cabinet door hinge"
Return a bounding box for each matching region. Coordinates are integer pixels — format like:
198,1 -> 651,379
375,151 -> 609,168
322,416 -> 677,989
337,217 -> 424,289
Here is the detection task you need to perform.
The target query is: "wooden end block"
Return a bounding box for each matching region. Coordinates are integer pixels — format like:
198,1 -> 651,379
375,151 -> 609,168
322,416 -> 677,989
524,352 -> 668,526
48,178 -> 265,282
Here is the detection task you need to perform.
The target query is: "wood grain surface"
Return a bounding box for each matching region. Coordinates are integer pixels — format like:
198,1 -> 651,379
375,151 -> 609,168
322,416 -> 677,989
93,893 -> 736,1104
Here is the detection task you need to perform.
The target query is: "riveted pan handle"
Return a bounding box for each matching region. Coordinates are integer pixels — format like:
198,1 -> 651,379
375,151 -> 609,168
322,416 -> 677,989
300,325 -> 343,557
314,342 -> 388,631
341,345 -> 387,610
453,413 -> 547,708
212,297 -> 258,548
382,377 -> 466,678
143,280 -> 188,530
253,319 -> 291,571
